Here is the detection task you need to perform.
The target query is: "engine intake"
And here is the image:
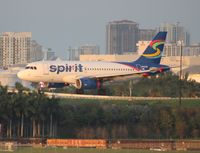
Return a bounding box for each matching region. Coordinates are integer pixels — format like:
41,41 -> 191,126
75,78 -> 99,89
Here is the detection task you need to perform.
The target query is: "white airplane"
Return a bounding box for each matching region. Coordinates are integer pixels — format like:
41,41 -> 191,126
17,32 -> 170,93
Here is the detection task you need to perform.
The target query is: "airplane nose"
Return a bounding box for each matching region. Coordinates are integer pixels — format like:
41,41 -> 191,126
17,71 -> 25,80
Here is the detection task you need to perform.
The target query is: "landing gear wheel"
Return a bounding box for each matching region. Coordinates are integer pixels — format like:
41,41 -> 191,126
38,88 -> 44,94
97,88 -> 106,95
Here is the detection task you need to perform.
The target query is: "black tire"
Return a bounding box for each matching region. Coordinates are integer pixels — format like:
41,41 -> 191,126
98,88 -> 106,95
76,89 -> 84,94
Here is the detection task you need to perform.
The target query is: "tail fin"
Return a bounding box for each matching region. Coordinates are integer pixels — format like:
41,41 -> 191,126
135,31 -> 167,65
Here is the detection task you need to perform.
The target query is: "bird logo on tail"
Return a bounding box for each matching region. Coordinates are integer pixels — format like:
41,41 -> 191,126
142,40 -> 164,59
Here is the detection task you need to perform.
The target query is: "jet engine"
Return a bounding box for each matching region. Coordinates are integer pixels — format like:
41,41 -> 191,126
75,78 -> 100,89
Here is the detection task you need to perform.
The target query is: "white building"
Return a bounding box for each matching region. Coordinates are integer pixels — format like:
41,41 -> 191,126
79,44 -> 100,55
43,48 -> 56,60
0,32 -> 31,68
184,43 -> 200,56
68,45 -> 100,61
158,23 -> 190,45
136,41 -> 150,55
164,43 -> 200,57
30,40 -> 43,62
67,47 -> 80,61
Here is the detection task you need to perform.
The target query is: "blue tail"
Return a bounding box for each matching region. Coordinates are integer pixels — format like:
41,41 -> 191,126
135,32 -> 167,65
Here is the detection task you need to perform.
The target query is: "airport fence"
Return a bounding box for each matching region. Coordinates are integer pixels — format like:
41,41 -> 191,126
1,138 -> 200,151
47,139 -> 200,151
47,139 -> 107,148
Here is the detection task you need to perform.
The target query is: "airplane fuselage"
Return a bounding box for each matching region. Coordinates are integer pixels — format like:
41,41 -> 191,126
18,60 -> 151,83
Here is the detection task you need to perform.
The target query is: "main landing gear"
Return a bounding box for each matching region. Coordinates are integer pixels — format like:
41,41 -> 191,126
75,89 -> 84,94
75,88 -> 106,95
96,79 -> 107,95
97,88 -> 107,95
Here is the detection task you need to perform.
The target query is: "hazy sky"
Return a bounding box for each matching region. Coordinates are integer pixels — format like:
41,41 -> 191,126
0,0 -> 199,58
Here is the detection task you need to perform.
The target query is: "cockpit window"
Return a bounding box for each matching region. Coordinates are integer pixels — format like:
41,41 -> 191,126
25,66 -> 37,70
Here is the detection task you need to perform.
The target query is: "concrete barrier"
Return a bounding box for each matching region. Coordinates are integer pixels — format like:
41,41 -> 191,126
45,92 -> 200,101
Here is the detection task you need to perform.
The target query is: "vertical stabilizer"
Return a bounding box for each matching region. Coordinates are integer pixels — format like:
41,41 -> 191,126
135,32 -> 167,64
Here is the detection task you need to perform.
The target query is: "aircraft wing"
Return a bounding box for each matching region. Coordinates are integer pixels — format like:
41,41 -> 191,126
75,70 -> 151,81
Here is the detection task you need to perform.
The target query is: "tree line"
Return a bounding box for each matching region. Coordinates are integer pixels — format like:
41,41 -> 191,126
0,87 -> 200,139
0,83 -> 61,139
0,73 -> 200,140
58,100 -> 200,139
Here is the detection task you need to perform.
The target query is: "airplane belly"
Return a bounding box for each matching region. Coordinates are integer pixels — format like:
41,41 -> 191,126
31,74 -> 58,83
63,75 -> 76,84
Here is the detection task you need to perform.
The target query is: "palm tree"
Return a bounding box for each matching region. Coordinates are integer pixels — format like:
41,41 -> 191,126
41,96 -> 61,138
0,85 -> 9,138
13,92 -> 29,137
1,90 -> 15,139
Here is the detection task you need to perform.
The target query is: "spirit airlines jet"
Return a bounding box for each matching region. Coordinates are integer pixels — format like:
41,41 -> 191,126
17,32 -> 169,93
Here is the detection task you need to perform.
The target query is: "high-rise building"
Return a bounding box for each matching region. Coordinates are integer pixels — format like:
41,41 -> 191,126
30,40 -> 43,62
106,20 -> 139,54
0,32 -> 31,67
79,44 -> 100,55
139,29 -> 156,41
67,47 -> 80,61
43,48 -> 56,60
158,23 -> 190,45
67,45 -> 100,60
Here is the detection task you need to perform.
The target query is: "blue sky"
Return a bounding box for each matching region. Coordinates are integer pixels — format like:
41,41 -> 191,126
0,0 -> 199,58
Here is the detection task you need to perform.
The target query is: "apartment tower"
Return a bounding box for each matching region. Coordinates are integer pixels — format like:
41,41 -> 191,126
106,20 -> 139,54
158,23 -> 190,45
0,32 -> 31,67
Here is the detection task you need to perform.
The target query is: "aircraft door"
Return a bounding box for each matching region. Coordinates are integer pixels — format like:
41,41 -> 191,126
84,66 -> 87,74
43,63 -> 49,75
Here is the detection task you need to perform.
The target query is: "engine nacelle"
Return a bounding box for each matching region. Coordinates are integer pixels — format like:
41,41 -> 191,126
75,78 -> 99,89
